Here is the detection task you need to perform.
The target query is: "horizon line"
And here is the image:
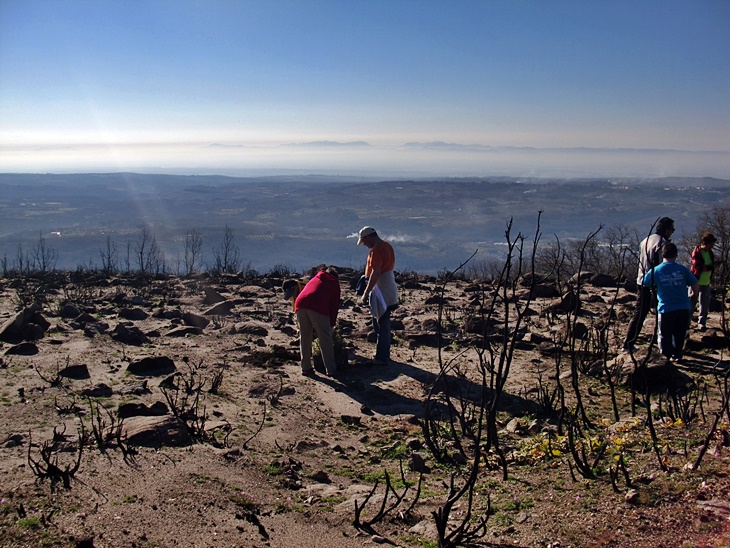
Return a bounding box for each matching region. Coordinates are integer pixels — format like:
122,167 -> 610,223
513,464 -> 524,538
1,140 -> 729,155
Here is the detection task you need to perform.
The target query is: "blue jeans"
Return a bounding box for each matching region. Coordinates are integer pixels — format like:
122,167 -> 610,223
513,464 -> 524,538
372,307 -> 393,362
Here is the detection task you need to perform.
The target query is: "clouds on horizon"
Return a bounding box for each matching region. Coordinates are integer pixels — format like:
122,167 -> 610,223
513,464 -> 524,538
1,139 -> 728,180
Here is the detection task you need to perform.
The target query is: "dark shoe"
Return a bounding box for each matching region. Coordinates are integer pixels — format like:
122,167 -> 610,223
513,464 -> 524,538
372,357 -> 389,366
302,369 -> 316,376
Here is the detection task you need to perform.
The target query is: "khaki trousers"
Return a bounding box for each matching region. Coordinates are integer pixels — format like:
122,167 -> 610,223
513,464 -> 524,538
296,308 -> 336,375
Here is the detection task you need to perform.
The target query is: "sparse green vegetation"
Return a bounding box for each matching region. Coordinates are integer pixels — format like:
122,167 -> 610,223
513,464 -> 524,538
229,492 -> 258,512
264,463 -> 285,476
16,516 -> 42,529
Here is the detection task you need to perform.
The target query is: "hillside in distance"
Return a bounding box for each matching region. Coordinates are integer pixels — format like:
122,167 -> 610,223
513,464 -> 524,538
0,173 -> 728,273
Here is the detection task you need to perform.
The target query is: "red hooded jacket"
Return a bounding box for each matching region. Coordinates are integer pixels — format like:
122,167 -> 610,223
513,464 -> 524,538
294,270 -> 341,326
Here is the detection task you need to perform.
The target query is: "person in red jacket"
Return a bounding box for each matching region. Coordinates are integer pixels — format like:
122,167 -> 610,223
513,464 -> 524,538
689,232 -> 722,331
294,266 -> 341,376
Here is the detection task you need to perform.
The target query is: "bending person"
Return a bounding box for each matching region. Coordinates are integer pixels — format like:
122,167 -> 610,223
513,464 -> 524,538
294,267 -> 341,376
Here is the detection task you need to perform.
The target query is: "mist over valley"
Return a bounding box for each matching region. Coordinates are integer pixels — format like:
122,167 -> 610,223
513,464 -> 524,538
1,173 -> 728,274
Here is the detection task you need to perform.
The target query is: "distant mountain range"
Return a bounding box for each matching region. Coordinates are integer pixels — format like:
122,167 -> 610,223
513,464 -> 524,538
283,141 -> 372,148
203,140 -> 729,155
264,140 -> 729,155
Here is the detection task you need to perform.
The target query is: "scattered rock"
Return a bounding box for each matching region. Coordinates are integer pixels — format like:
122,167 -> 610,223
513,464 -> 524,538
163,326 -> 204,337
111,323 -> 148,346
0,303 -> 46,343
625,489 -> 639,503
294,438 -> 328,452
341,415 -> 362,426
541,290 -> 581,316
5,342 -> 39,355
409,519 -> 438,539
464,316 -> 497,334
531,283 -> 561,299
234,321 -> 269,336
182,312 -> 209,329
82,320 -> 109,337
122,415 -> 192,447
127,356 -> 176,377
118,307 -> 149,321
405,437 -> 422,450
58,302 -> 82,318
406,331 -> 443,348
154,308 -> 183,320
565,321 -> 589,340
278,325 -> 297,336
81,383 -> 113,397
615,355 -> 692,391
118,379 -> 150,395
117,401 -> 168,418
203,301 -> 236,316
310,470 -> 330,483
589,273 -> 617,287
73,312 -> 98,325
408,452 -> 430,473
202,287 -> 226,305
3,433 -> 25,448
59,363 -> 90,380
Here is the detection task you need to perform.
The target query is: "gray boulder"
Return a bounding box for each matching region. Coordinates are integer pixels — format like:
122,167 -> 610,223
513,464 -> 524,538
203,301 -> 236,316
118,307 -> 149,321
126,356 -> 176,376
0,303 -> 47,343
183,312 -> 209,329
111,323 -> 147,346
122,415 -> 192,447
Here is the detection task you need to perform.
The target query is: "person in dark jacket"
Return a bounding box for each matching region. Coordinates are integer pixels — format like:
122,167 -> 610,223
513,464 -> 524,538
623,217 -> 675,352
689,232 -> 722,331
294,267 -> 340,376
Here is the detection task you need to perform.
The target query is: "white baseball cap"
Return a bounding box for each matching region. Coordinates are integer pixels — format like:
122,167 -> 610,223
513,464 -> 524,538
357,226 -> 376,245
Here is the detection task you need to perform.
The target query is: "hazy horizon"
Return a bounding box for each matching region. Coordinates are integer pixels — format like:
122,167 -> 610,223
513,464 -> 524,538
2,141 -> 729,180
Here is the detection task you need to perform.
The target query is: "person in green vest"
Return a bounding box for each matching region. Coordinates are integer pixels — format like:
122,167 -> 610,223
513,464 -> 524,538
689,232 -> 722,331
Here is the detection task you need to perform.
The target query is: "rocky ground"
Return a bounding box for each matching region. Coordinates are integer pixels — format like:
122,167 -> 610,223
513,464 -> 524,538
1,268 -> 730,548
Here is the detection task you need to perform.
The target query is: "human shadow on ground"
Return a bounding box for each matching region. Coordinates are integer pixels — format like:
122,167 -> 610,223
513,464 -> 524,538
313,354 -> 536,418
676,351 -> 730,376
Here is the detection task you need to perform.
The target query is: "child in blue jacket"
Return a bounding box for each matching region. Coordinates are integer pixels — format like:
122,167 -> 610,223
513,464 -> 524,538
642,243 -> 699,362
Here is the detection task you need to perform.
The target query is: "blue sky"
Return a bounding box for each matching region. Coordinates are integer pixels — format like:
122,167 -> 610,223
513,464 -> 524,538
1,0 -> 729,177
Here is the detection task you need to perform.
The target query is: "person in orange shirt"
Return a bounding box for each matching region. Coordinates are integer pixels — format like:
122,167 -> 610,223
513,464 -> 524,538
357,226 -> 398,365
